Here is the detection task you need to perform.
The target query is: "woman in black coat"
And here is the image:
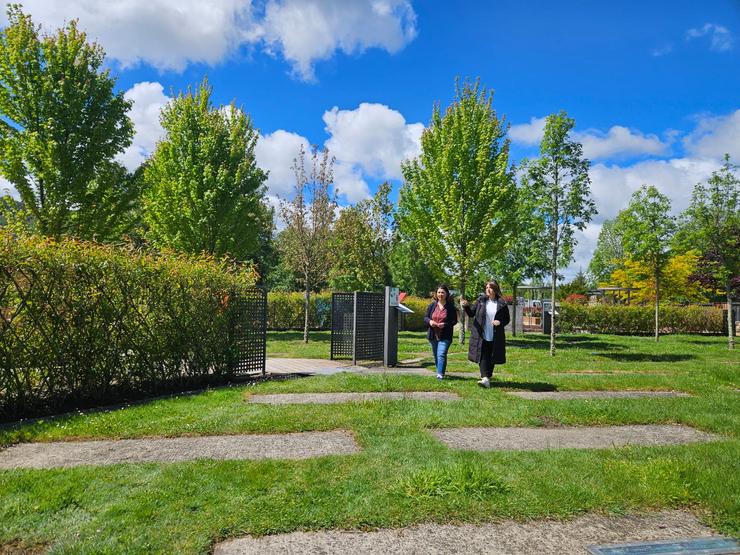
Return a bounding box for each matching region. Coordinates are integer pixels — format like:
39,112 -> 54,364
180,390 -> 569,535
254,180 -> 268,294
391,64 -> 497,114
424,284 -> 458,380
461,280 -> 510,388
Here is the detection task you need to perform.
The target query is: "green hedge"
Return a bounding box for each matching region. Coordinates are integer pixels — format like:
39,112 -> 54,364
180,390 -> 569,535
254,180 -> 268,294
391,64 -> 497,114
267,291 -> 332,330
0,231 -> 258,421
558,303 -> 724,334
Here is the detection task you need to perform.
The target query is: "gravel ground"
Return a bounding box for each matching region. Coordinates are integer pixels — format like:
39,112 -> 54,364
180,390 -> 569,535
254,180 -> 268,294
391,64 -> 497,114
430,424 -> 719,452
507,391 -> 690,400
0,431 -> 360,469
213,510 -> 728,554
248,392 -> 461,404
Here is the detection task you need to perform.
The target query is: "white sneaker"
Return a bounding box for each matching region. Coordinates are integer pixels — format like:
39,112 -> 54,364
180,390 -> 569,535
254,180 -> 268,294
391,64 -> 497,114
477,377 -> 491,388
436,373 -> 444,380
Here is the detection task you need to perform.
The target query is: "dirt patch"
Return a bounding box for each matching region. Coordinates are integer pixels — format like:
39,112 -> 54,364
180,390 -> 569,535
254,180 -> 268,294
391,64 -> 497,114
213,510 -> 724,554
0,431 -> 360,469
248,392 -> 461,404
508,391 -> 690,400
430,424 -> 719,452
0,541 -> 47,555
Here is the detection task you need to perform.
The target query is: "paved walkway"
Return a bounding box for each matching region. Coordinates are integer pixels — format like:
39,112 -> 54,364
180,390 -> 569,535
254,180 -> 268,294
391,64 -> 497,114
248,392 -> 461,404
214,510 -> 728,555
508,391 -> 690,400
430,424 -> 719,452
0,431 -> 359,469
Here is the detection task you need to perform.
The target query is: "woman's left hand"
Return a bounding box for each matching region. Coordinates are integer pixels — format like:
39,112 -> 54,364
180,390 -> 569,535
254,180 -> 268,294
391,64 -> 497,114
492,319 -> 501,326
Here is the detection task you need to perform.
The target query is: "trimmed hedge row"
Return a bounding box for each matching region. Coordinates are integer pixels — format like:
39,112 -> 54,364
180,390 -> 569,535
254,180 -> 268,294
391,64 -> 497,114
557,303 -> 724,334
0,231 -> 258,421
267,292 -> 332,330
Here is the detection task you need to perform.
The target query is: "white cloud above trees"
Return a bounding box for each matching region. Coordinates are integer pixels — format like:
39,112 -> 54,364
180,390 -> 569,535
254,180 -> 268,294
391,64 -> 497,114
7,0 -> 417,78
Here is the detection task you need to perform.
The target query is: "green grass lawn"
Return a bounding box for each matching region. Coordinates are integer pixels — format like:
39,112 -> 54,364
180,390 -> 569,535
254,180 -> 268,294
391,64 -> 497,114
1,332 -> 738,553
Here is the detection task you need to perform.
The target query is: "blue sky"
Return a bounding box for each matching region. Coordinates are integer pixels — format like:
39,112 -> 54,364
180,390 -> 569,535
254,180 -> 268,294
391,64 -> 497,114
3,0 -> 739,277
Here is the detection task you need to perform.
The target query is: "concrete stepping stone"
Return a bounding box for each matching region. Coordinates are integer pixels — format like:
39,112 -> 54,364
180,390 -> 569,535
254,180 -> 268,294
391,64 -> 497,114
214,510 -> 723,555
0,431 -> 359,469
430,424 -> 718,452
508,391 -> 690,400
248,392 -> 461,404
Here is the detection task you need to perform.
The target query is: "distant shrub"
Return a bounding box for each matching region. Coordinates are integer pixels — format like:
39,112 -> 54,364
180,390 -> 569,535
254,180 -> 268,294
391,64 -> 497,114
267,291 -> 332,330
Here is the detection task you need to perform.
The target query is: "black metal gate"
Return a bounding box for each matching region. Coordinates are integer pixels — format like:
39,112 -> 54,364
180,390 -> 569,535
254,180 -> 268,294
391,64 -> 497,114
330,292 -> 384,364
228,288 -> 267,376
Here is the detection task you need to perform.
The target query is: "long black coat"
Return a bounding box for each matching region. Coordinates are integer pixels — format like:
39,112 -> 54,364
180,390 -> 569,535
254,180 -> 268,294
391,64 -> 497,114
463,295 -> 510,364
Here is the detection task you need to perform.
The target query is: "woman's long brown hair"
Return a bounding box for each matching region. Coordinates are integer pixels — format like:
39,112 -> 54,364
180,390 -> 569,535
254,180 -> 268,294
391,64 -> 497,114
486,280 -> 502,299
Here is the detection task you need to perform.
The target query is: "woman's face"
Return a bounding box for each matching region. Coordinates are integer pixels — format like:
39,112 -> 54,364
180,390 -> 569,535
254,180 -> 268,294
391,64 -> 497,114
436,288 -> 448,302
485,284 -> 495,297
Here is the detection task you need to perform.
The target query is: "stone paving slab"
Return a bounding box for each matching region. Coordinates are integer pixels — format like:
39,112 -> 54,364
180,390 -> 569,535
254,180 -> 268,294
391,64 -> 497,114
0,431 -> 360,469
214,510 -> 723,555
508,391 -> 690,400
430,424 -> 719,452
248,392 -> 461,404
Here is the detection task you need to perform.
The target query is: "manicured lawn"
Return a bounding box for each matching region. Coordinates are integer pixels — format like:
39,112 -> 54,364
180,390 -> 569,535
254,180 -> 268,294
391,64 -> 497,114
1,332 -> 738,553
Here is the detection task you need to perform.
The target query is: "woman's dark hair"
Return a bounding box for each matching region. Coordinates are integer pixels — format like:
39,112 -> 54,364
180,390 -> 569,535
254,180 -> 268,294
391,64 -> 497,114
435,284 -> 452,304
485,280 -> 502,299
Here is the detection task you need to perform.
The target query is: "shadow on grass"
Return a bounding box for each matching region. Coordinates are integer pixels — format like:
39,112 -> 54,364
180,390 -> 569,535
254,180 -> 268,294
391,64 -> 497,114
593,353 -> 696,362
508,337 -> 624,351
441,375 -> 557,391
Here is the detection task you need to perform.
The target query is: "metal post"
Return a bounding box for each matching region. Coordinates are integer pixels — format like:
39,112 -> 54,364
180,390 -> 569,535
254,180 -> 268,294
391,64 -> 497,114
352,291 -> 358,366
383,286 -> 399,367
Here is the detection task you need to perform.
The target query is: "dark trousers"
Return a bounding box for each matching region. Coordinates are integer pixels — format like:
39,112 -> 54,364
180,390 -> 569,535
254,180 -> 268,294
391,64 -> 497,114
479,339 -> 495,378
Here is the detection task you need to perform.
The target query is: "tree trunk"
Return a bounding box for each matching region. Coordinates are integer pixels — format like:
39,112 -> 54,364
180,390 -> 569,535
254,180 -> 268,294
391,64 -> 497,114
728,289 -> 735,351
654,269 -> 660,342
512,283 -> 518,337
303,281 -> 310,344
550,267 -> 556,356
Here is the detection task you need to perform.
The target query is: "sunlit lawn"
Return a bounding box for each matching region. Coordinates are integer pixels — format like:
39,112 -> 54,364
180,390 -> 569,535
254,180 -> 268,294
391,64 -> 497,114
1,331 -> 738,553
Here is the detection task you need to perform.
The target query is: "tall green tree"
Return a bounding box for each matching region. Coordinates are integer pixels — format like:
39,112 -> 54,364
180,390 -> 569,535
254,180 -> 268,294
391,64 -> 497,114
388,232 -> 439,298
678,155 -> 739,349
488,178 -> 548,335
329,182 -> 393,291
279,145 -> 337,343
618,185 -> 675,342
398,78 -> 515,343
143,79 -> 269,260
523,111 -> 596,355
587,217 -> 625,286
0,6 -> 133,238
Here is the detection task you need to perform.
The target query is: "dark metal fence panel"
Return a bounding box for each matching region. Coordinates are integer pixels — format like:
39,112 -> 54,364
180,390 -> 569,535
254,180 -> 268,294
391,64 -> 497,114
228,289 -> 267,376
353,292 -> 384,362
330,293 -> 354,359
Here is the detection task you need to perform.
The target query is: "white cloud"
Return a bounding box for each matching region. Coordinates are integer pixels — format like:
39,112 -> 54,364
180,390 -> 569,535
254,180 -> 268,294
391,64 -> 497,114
683,109 -> 740,160
117,82 -> 170,171
323,102 -> 423,180
8,0 -> 254,71
510,117 -> 671,160
7,0 -> 417,77
651,44 -> 673,57
0,176 -> 18,199
509,116 -> 547,146
333,161 -> 371,203
686,23 -> 734,52
257,0 -> 417,80
255,130 -> 311,197
578,126 -> 671,160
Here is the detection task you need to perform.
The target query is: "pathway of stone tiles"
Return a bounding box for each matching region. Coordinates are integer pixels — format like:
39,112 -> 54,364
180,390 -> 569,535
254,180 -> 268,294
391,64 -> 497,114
248,392 -> 461,404
0,431 -> 359,469
266,357 -> 513,379
213,510 -> 729,555
507,391 -> 690,400
430,424 -> 719,452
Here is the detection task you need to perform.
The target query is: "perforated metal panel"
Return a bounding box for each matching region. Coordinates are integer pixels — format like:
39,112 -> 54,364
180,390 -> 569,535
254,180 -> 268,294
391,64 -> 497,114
331,293 -> 355,360
228,289 -> 267,376
354,292 -> 384,362
331,292 -> 384,363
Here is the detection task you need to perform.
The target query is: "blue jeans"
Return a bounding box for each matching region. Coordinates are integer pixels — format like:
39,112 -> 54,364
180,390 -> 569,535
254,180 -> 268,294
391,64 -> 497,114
429,338 -> 451,375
